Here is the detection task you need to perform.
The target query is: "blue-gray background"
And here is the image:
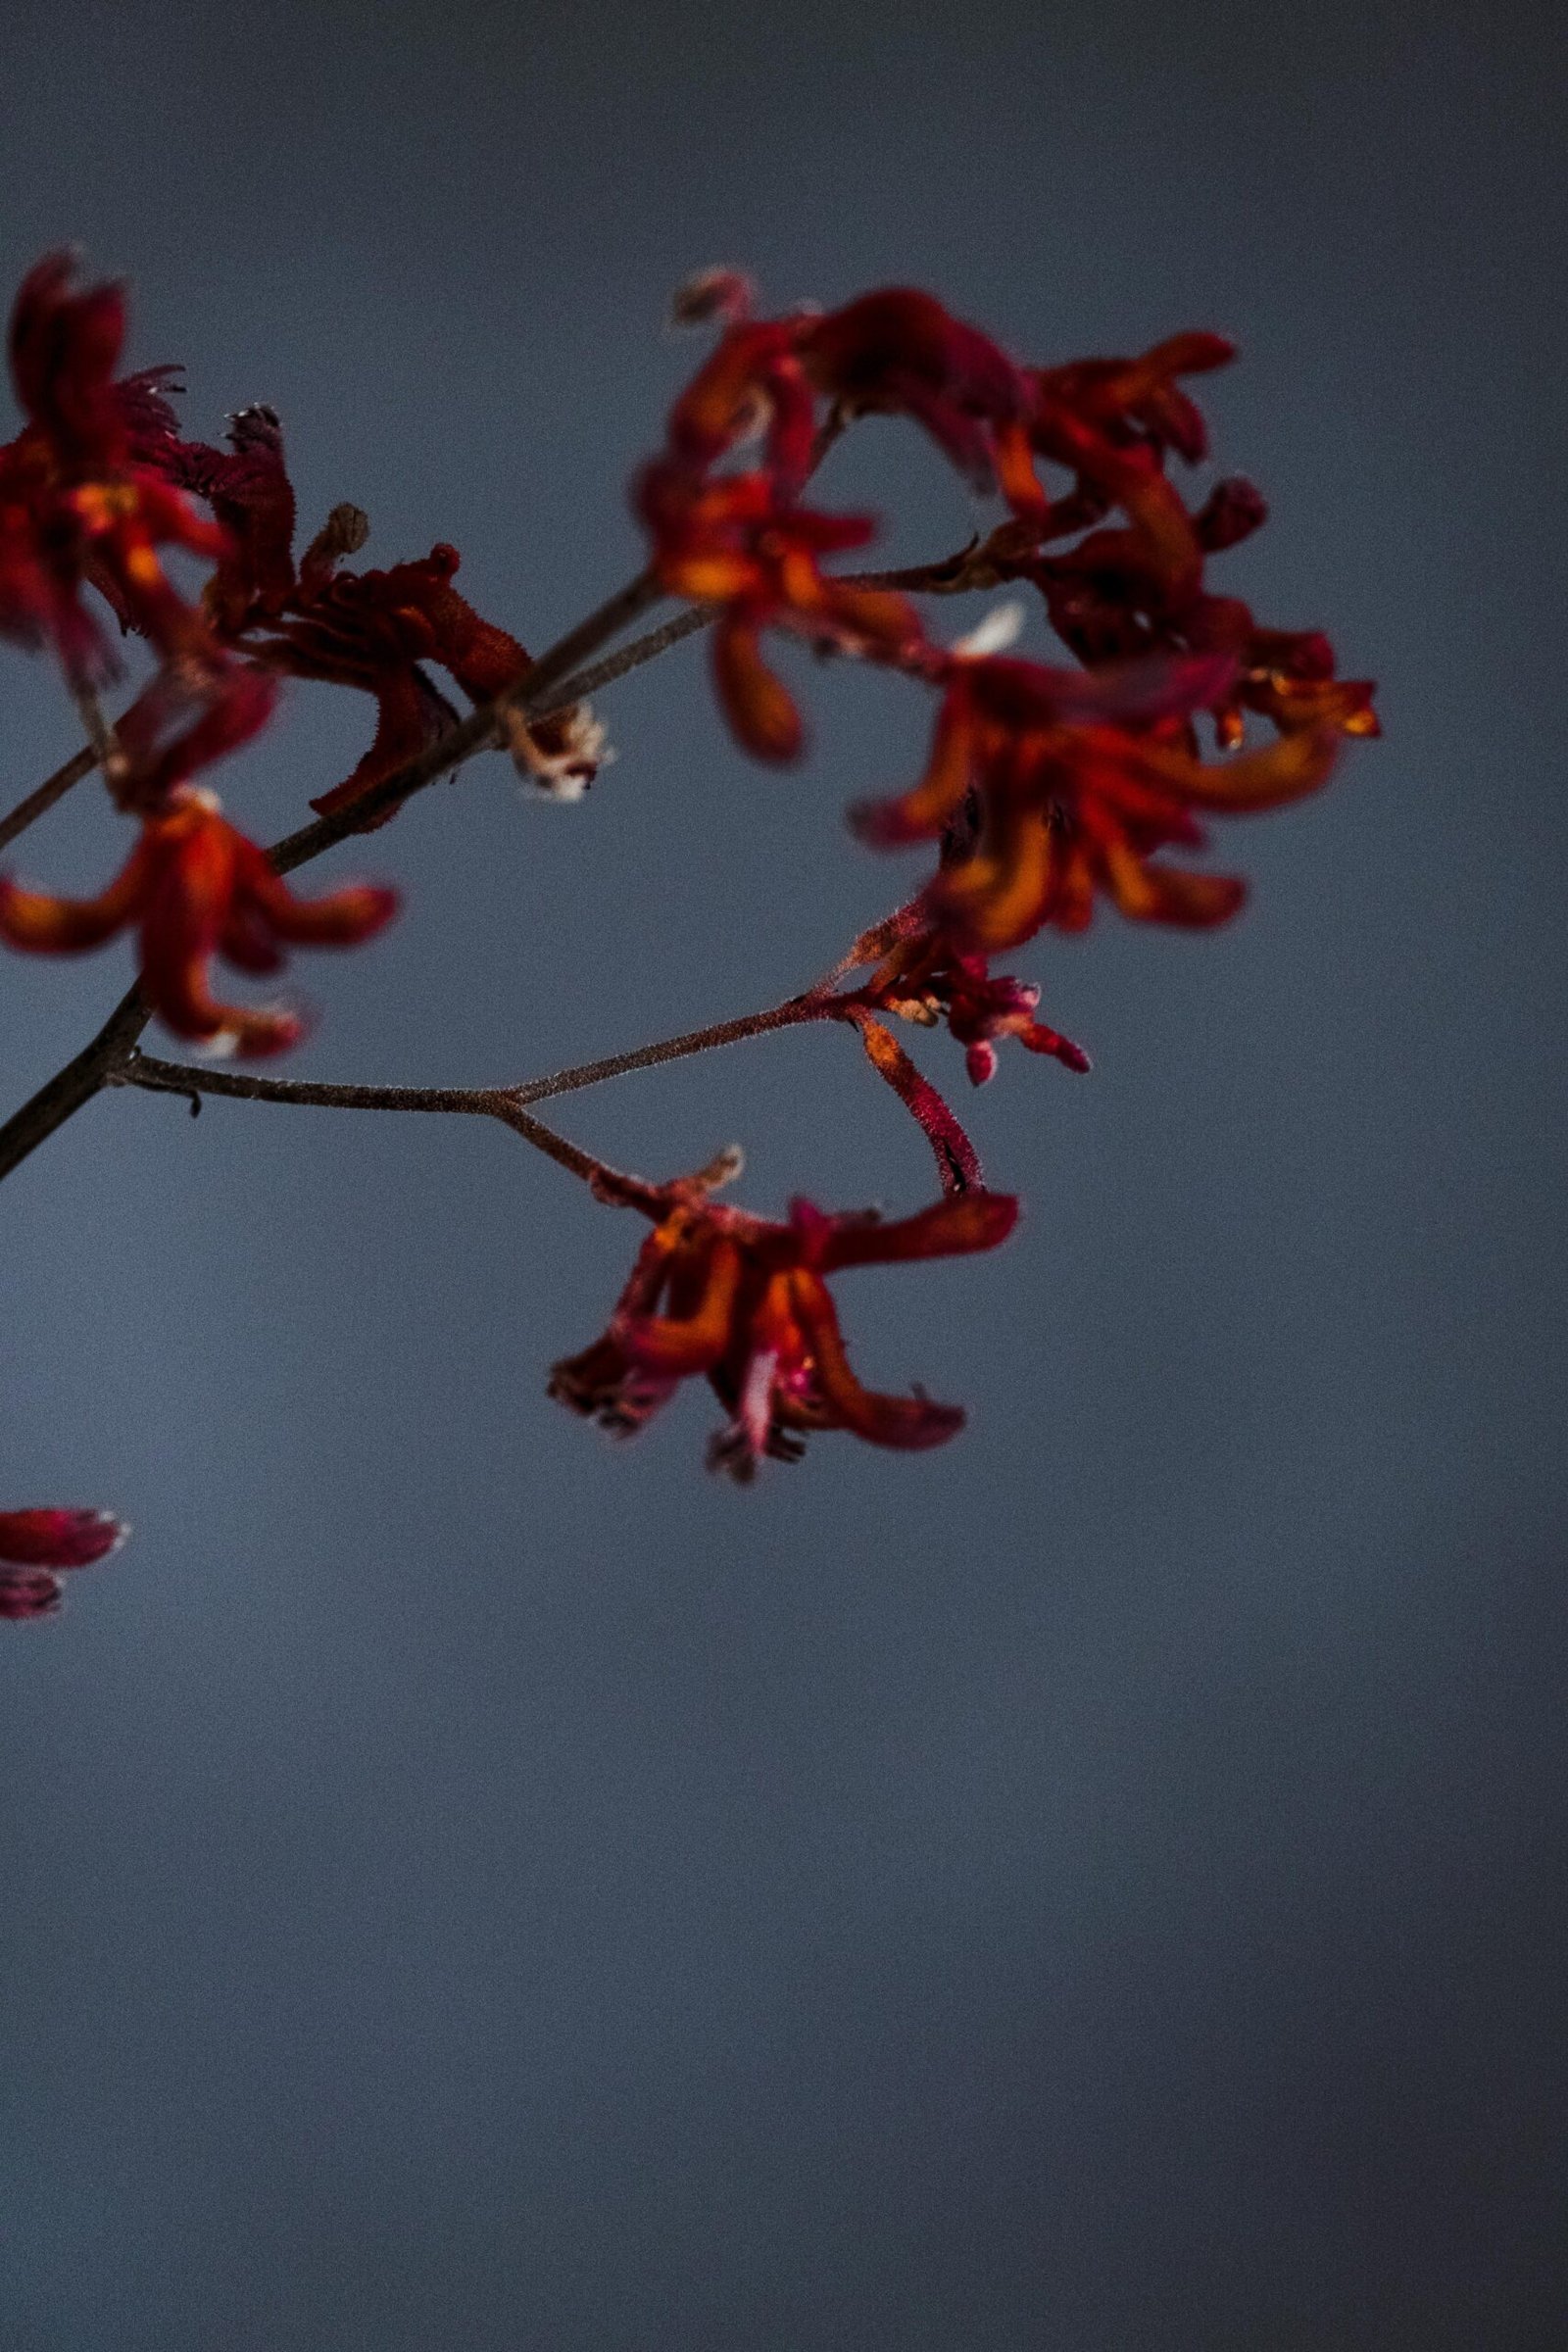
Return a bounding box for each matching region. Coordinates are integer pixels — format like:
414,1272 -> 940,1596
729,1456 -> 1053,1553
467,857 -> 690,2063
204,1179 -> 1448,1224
1,3 -> 1563,2346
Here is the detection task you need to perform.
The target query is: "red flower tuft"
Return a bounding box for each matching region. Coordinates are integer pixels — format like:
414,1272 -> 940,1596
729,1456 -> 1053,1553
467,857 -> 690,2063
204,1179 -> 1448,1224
853,649 -> 1347,951
638,463 -> 924,761
802,287 -> 1049,523
0,254 -> 230,688
0,1506 -> 126,1623
0,785 -> 398,1056
550,1181 -> 1017,1480
839,899 -> 1091,1085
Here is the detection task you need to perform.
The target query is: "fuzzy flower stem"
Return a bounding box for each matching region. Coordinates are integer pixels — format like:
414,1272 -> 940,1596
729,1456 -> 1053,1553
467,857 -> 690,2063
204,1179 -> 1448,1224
112,1052 -> 646,1198
110,991 -> 832,1178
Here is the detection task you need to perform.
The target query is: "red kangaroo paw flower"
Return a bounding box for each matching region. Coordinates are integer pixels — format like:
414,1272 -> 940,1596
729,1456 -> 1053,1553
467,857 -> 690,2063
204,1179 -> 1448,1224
802,288 -> 1050,524
253,541 -> 604,822
852,649 -> 1350,953
0,785 -> 397,1056
550,1180 -> 1016,1481
638,462 -> 923,760
0,253 -> 232,688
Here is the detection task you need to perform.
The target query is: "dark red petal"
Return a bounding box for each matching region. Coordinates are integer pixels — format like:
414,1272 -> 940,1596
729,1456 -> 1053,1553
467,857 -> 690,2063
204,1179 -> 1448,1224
1104,850 -> 1248,928
240,849 -> 401,949
850,682 -> 975,847
0,853 -> 148,953
0,1507 -> 126,1567
617,1238 -> 743,1375
788,1272 -> 966,1451
820,1189 -> 1019,1270
1018,1020 -> 1092,1073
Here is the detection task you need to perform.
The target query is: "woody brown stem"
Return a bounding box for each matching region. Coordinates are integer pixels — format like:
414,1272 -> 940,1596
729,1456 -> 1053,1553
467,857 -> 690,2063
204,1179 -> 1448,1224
111,1054 -> 652,1199
0,568 -> 671,1183
0,982 -> 149,1183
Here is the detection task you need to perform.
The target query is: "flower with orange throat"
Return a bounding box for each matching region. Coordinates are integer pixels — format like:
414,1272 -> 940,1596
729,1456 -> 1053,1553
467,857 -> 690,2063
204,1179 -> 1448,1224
853,648 -> 1347,952
0,1507 -> 126,1622
637,461 -> 923,761
550,1180 -> 1018,1480
0,785 -> 399,1056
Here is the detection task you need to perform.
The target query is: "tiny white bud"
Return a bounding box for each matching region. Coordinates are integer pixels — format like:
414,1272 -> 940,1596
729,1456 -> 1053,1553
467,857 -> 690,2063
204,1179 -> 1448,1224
952,601 -> 1026,660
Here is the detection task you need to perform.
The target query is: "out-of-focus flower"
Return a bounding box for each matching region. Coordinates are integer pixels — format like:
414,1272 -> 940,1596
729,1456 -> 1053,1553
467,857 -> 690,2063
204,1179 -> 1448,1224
802,287 -> 1050,523
638,464 -> 923,760
0,784 -> 398,1056
0,1506 -> 125,1622
854,649 -> 1344,950
550,1180 -> 1017,1480
0,254 -> 229,687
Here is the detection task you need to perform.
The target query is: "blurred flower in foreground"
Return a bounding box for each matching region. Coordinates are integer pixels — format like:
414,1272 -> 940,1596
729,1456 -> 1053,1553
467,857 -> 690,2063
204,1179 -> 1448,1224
0,1507 -> 126,1621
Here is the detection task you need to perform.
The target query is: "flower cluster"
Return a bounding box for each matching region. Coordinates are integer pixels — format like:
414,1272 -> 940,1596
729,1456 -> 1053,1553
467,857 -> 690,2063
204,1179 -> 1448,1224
0,250 -> 1376,1616
0,784 -> 397,1055
639,272 -> 1377,1065
0,254 -> 604,1064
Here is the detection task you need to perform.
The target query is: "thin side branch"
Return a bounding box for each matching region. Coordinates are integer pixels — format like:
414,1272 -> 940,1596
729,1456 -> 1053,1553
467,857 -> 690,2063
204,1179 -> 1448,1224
114,989 -> 830,1151
0,745 -> 98,854
544,603 -> 716,705
512,996 -> 827,1104
0,567 -> 669,1180
115,1053 -> 656,1202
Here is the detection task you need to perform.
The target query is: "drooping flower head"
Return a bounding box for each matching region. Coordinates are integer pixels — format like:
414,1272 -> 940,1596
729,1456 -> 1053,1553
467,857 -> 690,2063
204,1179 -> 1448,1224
0,785 -> 399,1056
550,1177 -> 1018,1481
0,1507 -> 125,1622
0,253 -> 230,686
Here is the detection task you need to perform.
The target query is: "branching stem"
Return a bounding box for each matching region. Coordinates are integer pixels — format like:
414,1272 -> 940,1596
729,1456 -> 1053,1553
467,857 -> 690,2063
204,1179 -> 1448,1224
111,992 -> 833,1196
